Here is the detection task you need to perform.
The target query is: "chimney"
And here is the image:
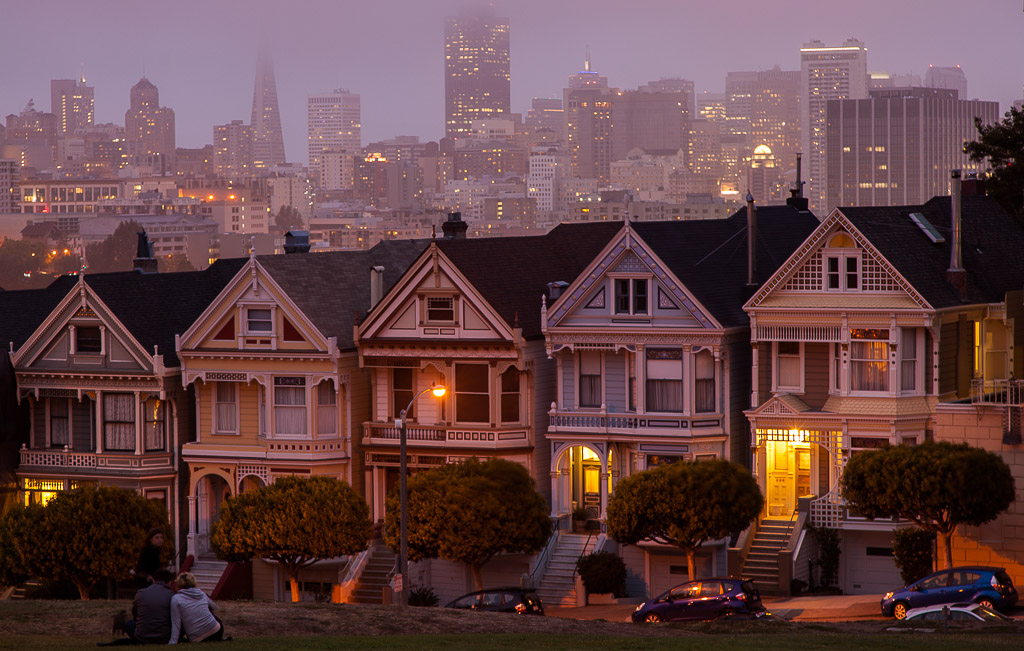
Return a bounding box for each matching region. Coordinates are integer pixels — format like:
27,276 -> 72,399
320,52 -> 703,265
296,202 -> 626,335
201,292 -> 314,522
133,231 -> 158,274
441,211 -> 468,239
370,266 -> 385,309
284,230 -> 310,253
746,192 -> 758,286
947,170 -> 967,299
786,152 -> 809,211
547,281 -> 569,300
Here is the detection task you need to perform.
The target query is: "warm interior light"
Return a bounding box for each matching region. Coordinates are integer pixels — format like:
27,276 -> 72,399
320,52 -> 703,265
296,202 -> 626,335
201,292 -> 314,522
431,383 -> 446,398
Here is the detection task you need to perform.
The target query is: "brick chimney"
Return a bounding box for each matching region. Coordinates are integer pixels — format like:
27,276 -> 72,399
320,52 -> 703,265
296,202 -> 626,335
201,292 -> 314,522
133,231 -> 158,274
442,212 -> 468,239
947,170 -> 967,300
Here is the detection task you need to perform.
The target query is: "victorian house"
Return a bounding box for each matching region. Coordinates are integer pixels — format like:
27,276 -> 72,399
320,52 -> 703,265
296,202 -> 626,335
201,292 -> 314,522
353,216 -> 621,600
6,253 -> 244,561
542,202 -> 819,598
175,240 -> 426,596
742,176 -> 1024,594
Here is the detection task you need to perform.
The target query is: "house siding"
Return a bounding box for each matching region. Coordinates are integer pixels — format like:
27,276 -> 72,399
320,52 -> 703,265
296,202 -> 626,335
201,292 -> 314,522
802,343 -> 830,409
71,398 -> 91,450
605,351 -> 626,413
561,350 -> 576,409
525,338 -> 553,503
725,332 -> 751,467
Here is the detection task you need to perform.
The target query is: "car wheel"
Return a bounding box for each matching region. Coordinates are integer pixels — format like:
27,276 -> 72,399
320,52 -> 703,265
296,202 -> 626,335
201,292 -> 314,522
893,602 -> 909,620
977,598 -> 996,610
644,613 -> 662,623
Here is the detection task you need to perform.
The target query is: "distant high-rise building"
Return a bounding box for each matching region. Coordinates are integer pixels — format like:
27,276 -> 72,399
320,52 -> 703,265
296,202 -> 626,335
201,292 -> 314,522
801,38 -> 868,212
307,90 -> 361,188
51,77 -> 94,135
251,48 -> 286,168
0,158 -> 18,213
565,86 -> 617,183
825,87 -> 997,209
612,89 -> 691,164
213,120 -> 254,178
748,67 -> 801,176
924,65 -> 968,98
525,98 -> 563,134
124,77 -> 176,171
444,5 -> 511,140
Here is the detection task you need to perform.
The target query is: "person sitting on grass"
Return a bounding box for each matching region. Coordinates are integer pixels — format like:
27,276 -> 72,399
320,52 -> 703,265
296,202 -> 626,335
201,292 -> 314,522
99,568 -> 174,646
169,572 -> 228,644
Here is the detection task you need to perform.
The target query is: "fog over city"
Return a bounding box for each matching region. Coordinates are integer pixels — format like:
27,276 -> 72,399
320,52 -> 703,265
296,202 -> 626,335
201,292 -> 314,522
2,0 -> 1022,163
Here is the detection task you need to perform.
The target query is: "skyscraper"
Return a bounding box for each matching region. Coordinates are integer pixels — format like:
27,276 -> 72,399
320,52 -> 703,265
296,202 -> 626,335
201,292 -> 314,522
801,38 -> 868,212
124,77 -> 176,171
51,77 -> 94,135
251,48 -> 286,168
924,65 -> 968,98
307,90 -> 361,189
444,5 -> 510,140
213,120 -> 254,178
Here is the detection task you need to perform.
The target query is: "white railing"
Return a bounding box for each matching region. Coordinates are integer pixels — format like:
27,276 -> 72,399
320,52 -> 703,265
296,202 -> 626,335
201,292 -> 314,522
971,378 -> 1024,407
19,446 -> 173,469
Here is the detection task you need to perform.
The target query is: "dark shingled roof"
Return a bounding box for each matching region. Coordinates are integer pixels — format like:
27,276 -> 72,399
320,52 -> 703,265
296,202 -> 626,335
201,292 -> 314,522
80,258 -> 247,367
0,276 -> 76,352
632,206 -> 821,328
257,239 -> 430,350
840,195 -> 1024,308
436,222 -> 624,339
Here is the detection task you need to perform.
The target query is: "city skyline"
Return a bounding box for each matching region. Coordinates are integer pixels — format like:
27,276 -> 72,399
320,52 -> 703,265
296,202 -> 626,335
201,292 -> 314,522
2,0 -> 1022,164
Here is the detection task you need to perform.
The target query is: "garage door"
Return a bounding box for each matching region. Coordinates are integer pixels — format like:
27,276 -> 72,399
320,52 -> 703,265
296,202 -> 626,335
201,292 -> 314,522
842,530 -> 901,595
649,551 -> 713,597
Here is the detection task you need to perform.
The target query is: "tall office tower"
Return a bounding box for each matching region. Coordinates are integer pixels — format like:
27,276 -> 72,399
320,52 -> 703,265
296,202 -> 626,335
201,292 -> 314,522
124,78 -> 176,171
563,51 -> 608,141
638,78 -> 695,118
251,48 -> 287,168
825,87 -> 997,209
307,90 -> 361,188
612,89 -> 691,163
526,98 -> 563,133
565,86 -> 617,183
444,5 -> 511,140
924,65 -> 967,98
527,145 -> 569,213
51,77 -> 94,134
213,120 -> 254,178
749,67 -> 801,175
0,158 -> 18,213
725,71 -> 758,138
801,38 -> 868,212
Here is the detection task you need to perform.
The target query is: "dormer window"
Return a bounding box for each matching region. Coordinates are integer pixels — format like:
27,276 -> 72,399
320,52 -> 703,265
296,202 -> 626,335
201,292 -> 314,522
76,326 -> 102,353
824,233 -> 860,292
614,278 -> 649,315
426,296 -> 455,323
246,308 -> 273,333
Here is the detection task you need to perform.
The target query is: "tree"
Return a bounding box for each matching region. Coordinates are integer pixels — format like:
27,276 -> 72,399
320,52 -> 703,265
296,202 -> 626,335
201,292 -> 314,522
157,253 -> 196,273
606,459 -> 763,581
0,504 -> 42,591
965,106 -> 1024,221
83,220 -> 142,274
383,458 -> 553,591
4,486 -> 171,599
211,475 -> 371,602
274,205 -> 305,233
840,441 -> 1015,570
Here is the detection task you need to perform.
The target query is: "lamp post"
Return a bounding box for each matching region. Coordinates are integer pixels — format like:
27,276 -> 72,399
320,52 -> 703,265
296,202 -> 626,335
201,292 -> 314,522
397,382 -> 446,606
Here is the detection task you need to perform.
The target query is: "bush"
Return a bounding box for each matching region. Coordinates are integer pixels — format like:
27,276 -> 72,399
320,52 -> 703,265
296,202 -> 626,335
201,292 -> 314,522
576,551 -> 626,596
807,525 -> 841,589
408,586 -> 439,607
572,505 -> 590,522
893,528 -> 935,585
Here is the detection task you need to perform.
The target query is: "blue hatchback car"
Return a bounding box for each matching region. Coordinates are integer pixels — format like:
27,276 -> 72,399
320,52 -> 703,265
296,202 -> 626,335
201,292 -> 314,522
881,566 -> 1018,619
632,578 -> 763,623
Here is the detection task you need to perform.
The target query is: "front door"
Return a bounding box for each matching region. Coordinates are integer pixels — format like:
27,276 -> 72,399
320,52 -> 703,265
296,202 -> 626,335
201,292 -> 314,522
766,440 -> 811,517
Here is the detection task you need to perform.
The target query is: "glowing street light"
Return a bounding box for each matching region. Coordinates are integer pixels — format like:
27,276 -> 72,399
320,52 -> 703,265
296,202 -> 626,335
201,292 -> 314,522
397,381 -> 446,605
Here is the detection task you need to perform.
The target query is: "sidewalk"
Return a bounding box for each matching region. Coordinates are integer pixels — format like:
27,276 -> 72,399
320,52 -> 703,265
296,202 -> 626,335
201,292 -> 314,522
546,593 -> 885,623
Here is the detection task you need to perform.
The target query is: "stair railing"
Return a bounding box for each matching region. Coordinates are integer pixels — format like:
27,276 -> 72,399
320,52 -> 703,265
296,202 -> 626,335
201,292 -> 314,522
527,520 -> 560,589
572,531 -> 596,581
336,546 -> 374,603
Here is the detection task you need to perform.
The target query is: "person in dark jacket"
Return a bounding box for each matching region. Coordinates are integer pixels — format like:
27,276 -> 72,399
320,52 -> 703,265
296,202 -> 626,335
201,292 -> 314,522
134,528 -> 166,585
99,569 -> 175,646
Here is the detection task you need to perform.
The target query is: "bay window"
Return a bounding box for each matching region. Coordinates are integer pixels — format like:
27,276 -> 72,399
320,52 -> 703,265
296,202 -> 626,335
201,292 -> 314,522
500,367 -> 520,423
850,329 -> 889,392
646,348 -> 683,412
776,342 -> 802,390
455,363 -> 489,423
274,377 -> 307,436
393,368 -> 414,418
579,351 -> 602,408
143,398 -> 165,451
215,382 -> 237,434
49,399 -> 70,447
901,328 -> 918,392
316,381 -> 337,435
694,350 -> 715,413
104,393 -> 135,451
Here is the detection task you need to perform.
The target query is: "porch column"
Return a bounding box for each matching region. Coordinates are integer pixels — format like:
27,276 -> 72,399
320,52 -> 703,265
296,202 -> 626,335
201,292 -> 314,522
134,391 -> 142,455
750,341 -> 759,407
186,495 -> 198,558
598,469 -> 609,520
635,344 -> 645,414
555,354 -> 563,410
549,470 -> 560,518
95,390 -> 104,454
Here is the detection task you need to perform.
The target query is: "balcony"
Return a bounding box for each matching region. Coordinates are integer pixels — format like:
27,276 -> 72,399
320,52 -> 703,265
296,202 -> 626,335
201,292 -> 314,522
19,445 -> 173,473
971,379 -> 1024,407
362,422 -> 529,449
548,408 -> 721,438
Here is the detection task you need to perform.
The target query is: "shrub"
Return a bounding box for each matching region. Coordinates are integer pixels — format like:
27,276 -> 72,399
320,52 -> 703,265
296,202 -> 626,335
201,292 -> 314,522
571,505 -> 590,522
408,586 -> 440,607
807,525 -> 841,589
576,551 -> 626,596
893,528 -> 935,585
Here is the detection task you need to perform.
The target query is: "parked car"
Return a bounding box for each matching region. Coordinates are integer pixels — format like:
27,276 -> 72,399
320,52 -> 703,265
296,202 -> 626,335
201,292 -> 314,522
632,578 -> 763,623
904,602 -> 1011,623
881,567 -> 1018,619
445,588 -> 544,615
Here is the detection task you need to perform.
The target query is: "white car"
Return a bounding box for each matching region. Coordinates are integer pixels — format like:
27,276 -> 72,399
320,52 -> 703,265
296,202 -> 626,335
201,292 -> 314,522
903,602 -> 1010,623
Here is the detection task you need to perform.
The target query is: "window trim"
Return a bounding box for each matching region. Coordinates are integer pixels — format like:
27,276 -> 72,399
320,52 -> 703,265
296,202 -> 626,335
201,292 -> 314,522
645,348 -> 684,414
453,362 -> 490,425
143,397 -> 166,452
47,397 -> 72,448
499,366 -> 521,425
823,248 -> 862,293
578,350 -> 602,408
273,376 -> 308,438
213,381 -> 239,435
243,305 -> 274,336
612,277 -> 650,316
423,295 -> 457,324
848,329 -> 891,395
773,341 -> 804,393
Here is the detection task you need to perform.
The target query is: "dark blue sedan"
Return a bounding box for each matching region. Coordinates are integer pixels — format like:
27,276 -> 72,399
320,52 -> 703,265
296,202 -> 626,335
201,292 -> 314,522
632,578 -> 763,623
881,566 -> 1018,619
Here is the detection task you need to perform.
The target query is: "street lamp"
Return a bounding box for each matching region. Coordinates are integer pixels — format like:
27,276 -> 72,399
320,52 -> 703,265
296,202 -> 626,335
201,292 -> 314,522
397,381 -> 446,605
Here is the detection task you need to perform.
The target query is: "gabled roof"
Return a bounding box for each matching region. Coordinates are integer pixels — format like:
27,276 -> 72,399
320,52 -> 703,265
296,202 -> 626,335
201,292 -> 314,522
631,206 -> 821,328
435,222 -> 623,339
257,239 -> 430,349
839,195 -> 1024,308
0,277 -> 75,352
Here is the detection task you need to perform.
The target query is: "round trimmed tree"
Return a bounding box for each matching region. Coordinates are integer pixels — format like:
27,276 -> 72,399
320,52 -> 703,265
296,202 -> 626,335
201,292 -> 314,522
841,441 -> 1014,570
211,475 -> 371,602
607,459 -> 763,580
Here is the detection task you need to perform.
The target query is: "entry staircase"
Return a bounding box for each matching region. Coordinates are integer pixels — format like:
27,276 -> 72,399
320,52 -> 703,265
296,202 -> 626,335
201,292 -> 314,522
190,556 -> 229,596
740,518 -> 796,595
536,532 -> 598,607
347,540 -> 397,604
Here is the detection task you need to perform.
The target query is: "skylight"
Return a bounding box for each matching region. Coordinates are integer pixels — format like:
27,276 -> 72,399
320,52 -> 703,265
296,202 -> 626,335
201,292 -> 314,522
909,212 -> 945,244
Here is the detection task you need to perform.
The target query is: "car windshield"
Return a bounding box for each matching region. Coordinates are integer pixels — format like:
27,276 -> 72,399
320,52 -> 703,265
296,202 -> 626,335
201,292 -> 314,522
974,605 -> 1010,621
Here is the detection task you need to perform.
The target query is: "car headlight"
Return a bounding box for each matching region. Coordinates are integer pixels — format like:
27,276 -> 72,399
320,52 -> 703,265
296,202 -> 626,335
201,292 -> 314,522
883,592 -> 893,600
634,602 -> 646,611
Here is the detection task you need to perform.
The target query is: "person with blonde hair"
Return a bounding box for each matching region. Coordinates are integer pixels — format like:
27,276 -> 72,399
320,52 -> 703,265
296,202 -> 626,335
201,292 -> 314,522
168,572 -> 226,644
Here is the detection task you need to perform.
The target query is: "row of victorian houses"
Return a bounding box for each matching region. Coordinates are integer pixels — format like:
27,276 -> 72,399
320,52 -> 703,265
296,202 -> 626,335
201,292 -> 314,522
1,174 -> 1023,603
